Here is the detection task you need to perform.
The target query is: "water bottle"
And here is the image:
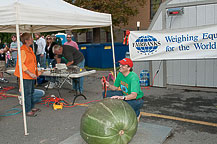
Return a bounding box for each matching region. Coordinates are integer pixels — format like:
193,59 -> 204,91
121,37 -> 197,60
49,63 -> 52,69
37,62 -> 40,68
145,78 -> 149,86
140,71 -> 144,79
140,80 -> 145,87
140,69 -> 150,86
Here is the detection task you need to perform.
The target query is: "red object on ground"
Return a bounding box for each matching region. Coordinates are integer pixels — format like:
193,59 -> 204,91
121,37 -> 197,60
102,76 -> 107,98
0,86 -> 15,100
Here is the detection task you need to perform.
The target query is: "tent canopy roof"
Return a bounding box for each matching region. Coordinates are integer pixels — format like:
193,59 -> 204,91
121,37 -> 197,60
0,0 -> 112,33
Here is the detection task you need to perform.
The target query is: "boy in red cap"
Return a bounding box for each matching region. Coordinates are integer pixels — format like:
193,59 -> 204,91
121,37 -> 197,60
102,58 -> 144,120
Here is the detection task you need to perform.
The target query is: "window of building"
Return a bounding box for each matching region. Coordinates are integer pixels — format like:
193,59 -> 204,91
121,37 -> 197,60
86,31 -> 93,43
150,0 -> 162,20
106,32 -> 111,42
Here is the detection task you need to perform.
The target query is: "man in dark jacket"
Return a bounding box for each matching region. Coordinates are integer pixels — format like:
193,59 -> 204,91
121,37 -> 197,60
53,44 -> 84,67
45,45 -> 85,93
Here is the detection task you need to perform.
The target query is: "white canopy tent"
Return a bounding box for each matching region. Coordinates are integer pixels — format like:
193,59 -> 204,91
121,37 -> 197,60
0,0 -> 116,135
0,0 -> 112,32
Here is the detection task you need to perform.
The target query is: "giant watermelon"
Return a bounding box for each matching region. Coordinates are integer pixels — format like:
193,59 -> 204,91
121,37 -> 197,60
80,98 -> 138,144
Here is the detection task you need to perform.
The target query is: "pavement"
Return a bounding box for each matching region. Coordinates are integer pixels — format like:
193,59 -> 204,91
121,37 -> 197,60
0,70 -> 217,144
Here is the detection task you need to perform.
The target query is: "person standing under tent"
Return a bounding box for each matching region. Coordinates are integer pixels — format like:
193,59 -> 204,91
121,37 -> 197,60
14,33 -> 40,117
0,40 -> 9,83
10,34 -> 23,67
101,58 -> 144,121
64,34 -> 79,50
45,35 -> 56,67
35,33 -> 46,68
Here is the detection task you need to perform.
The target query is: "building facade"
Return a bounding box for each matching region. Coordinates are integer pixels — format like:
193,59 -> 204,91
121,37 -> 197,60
76,0 -> 164,43
148,0 -> 217,88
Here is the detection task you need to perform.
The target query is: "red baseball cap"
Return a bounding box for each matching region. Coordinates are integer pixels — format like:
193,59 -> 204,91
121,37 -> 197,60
119,58 -> 133,68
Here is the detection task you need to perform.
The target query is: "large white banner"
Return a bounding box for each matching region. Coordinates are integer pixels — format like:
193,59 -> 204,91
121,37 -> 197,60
129,25 -> 217,61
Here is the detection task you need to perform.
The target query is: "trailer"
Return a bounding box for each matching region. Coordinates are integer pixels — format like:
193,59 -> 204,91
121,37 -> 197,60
134,0 -> 217,88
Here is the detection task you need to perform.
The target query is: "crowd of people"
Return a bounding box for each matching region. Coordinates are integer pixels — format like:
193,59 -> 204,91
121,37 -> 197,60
1,33 -> 144,119
0,33 -> 80,83
0,33 -> 83,117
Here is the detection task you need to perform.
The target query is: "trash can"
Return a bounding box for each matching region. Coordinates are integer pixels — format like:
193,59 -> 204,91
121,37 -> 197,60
80,43 -> 129,68
79,44 -> 91,66
113,43 -> 129,62
86,44 -> 107,68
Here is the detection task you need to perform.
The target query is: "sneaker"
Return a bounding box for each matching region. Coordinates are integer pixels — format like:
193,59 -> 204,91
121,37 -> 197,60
0,78 -> 9,83
44,82 -> 55,89
18,96 -> 22,105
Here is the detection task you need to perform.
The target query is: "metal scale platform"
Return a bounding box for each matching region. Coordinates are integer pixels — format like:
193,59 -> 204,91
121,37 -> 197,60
59,122 -> 172,144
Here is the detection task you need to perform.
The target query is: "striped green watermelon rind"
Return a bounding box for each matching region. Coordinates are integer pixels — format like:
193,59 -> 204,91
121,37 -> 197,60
80,98 -> 138,144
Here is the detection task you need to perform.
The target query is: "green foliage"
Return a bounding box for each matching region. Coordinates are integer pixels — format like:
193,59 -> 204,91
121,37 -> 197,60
64,0 -> 146,27
0,33 -> 14,45
150,0 -> 162,19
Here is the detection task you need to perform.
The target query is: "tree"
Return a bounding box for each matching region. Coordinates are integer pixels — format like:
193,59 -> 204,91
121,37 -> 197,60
64,0 -> 146,27
0,33 -> 13,46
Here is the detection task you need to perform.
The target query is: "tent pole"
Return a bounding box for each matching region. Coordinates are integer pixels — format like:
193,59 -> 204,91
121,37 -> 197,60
31,26 -> 34,52
16,24 -> 29,136
32,33 -> 34,52
110,25 -> 117,79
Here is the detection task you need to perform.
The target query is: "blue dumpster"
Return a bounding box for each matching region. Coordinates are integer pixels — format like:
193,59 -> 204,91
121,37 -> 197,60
113,43 -> 129,63
79,43 -> 129,68
87,44 -> 106,68
79,44 -> 91,66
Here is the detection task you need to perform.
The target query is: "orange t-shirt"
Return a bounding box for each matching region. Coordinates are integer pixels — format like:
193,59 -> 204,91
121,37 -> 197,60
14,45 -> 38,79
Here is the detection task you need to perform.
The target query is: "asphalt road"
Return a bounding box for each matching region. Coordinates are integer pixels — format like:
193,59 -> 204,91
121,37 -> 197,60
142,87 -> 217,144
0,71 -> 216,144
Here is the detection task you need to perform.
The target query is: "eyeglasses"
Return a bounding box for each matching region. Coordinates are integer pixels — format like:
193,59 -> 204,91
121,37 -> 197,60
47,38 -> 52,40
67,37 -> 71,38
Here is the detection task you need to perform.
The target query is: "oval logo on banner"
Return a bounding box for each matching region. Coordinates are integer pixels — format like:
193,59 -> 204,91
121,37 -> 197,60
133,35 -> 161,55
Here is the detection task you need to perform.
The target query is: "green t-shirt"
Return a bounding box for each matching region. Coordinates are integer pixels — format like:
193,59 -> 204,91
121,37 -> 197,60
114,72 -> 144,99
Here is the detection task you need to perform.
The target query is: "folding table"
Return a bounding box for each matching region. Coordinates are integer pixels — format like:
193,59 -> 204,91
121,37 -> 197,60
41,69 -> 96,104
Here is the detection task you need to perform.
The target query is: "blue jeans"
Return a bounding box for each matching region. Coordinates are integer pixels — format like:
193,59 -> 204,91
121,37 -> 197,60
21,89 -> 45,104
103,90 -> 144,117
13,58 -> 17,67
23,79 -> 35,112
72,59 -> 85,92
33,89 -> 45,103
36,54 -> 46,68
